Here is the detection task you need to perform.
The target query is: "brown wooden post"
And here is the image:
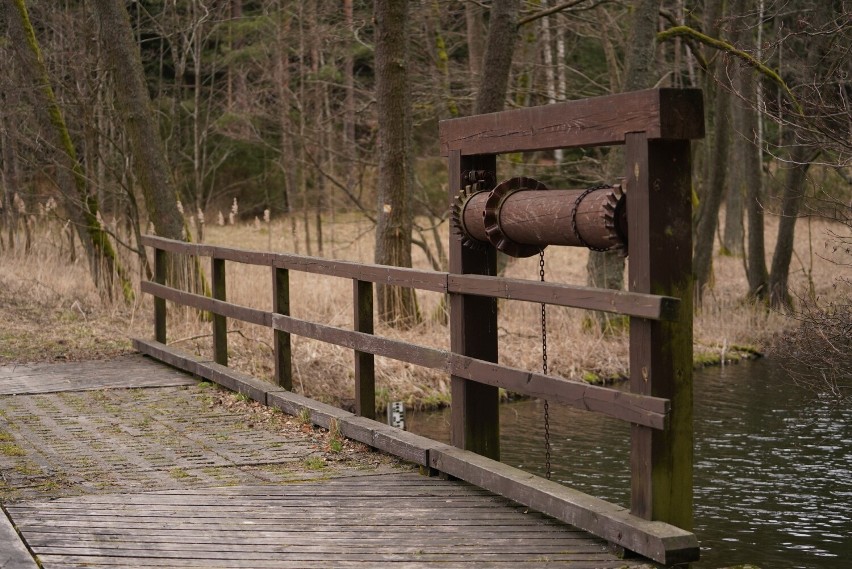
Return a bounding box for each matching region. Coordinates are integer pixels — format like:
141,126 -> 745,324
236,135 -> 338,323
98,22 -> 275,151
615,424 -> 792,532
354,279 -> 375,419
212,257 -> 228,366
273,267 -> 292,390
626,132 -> 694,531
448,150 -> 500,459
154,247 -> 167,343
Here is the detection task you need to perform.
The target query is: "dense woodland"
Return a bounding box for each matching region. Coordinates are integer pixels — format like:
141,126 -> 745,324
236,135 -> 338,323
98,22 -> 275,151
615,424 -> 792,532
0,2 -> 850,393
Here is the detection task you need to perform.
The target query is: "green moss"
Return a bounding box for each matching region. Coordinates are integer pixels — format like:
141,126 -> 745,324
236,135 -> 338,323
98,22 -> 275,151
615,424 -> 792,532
303,456 -> 326,470
169,467 -> 190,479
582,371 -> 602,384
0,443 -> 25,456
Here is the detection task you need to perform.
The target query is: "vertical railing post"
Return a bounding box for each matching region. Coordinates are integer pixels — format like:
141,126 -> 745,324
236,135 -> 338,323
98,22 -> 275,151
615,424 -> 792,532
154,247 -> 167,344
626,132 -> 694,530
353,279 -> 375,419
272,266 -> 292,390
448,150 -> 500,460
211,257 -> 228,366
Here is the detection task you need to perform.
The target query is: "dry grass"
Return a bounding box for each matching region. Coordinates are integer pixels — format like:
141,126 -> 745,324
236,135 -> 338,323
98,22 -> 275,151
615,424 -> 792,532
1,210 -> 846,409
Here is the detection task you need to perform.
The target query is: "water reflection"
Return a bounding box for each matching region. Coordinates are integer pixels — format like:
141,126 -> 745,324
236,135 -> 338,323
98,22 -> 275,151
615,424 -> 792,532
408,359 -> 851,569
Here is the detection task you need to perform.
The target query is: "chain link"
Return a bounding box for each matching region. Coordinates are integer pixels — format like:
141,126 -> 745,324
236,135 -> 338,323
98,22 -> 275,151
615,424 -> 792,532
539,250 -> 551,481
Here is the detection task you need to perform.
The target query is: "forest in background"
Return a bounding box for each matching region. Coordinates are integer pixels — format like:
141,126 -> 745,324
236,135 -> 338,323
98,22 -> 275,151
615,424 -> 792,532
0,1 -> 849,399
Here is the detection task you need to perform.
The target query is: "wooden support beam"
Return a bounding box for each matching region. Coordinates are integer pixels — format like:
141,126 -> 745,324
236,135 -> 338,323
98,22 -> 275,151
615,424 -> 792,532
626,133 -> 694,531
154,248 -> 166,343
211,257 -> 227,366
272,267 -> 292,390
353,280 -> 376,420
449,150 -> 500,460
440,88 -> 704,156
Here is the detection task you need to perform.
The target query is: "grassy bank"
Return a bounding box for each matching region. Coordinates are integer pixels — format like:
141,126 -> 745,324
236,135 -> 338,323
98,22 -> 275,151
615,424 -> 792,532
1,212 -> 844,410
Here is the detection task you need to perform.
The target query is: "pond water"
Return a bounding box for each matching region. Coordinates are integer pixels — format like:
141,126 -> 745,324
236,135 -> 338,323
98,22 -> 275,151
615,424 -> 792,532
407,359 -> 851,568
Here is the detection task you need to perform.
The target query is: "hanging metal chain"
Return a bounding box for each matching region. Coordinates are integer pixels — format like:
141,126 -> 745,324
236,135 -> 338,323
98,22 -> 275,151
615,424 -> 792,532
539,250 -> 552,480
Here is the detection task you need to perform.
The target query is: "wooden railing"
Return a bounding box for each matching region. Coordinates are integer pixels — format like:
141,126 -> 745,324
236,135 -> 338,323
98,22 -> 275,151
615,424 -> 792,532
142,234 -> 675,429
138,88 -> 704,566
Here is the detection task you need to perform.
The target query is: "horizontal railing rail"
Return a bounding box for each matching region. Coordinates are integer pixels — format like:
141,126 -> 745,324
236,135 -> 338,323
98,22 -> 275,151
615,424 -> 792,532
141,235 -> 678,321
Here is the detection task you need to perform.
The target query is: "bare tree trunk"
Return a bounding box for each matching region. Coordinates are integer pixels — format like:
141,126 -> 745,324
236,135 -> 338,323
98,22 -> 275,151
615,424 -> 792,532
0,80 -> 19,252
273,5 -> 299,253
722,92 -> 745,256
692,0 -> 732,302
465,1 -> 487,80
769,138 -> 814,308
3,0 -> 132,300
693,84 -> 731,298
474,0 -> 521,115
726,4 -> 769,299
374,0 -> 419,326
90,0 -> 185,243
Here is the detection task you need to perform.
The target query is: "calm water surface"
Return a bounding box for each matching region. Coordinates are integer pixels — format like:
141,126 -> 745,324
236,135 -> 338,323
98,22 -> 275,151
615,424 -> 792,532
408,359 -> 851,568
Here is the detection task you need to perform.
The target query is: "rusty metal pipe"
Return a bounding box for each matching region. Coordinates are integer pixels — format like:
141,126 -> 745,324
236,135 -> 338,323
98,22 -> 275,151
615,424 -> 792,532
457,177 -> 627,257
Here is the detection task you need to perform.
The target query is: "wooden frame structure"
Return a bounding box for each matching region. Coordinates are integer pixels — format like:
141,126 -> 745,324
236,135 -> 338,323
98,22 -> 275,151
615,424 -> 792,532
137,88 -> 703,566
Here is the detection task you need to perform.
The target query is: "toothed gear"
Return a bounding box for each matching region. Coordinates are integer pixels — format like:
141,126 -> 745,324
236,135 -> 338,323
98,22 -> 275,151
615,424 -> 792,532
450,175 -> 489,252
571,183 -> 628,255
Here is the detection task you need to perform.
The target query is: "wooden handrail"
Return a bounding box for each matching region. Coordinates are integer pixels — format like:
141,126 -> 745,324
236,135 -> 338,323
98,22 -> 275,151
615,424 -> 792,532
139,274 -> 669,429
141,235 -> 678,321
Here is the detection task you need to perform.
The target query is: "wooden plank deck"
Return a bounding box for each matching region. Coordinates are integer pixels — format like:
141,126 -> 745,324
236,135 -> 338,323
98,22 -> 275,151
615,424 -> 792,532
0,355 -> 196,395
0,356 -> 653,568
7,474 -> 650,568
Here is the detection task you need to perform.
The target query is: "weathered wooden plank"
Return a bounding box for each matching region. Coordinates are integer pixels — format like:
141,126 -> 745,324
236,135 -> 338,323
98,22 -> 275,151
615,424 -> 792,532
448,274 -> 679,321
140,281 -> 271,327
626,134 -> 695,529
140,236 -> 274,266
448,354 -> 669,430
140,235 -> 448,292
131,340 -> 209,376
0,509 -> 38,569
439,88 -> 704,156
266,389 -> 354,431
429,445 -> 699,566
273,256 -> 448,293
211,257 -> 228,366
271,314 -> 449,371
36,555 -> 639,569
0,354 -> 196,395
353,280 -> 375,419
272,267 -> 292,390
449,151 -> 501,460
154,247 -> 167,343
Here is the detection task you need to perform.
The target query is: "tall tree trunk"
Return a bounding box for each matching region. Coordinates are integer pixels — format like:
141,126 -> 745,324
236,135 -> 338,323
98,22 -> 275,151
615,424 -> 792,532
586,0 -> 660,331
693,84 -> 731,299
474,0 -> 520,115
768,138 -> 814,308
692,0 -> 732,302
465,1 -> 487,81
728,3 -> 769,299
3,0 -> 133,300
90,0 -> 195,296
722,95 -> 745,255
275,6 -> 299,252
90,0 -> 185,243
374,0 -> 419,326
0,77 -> 20,252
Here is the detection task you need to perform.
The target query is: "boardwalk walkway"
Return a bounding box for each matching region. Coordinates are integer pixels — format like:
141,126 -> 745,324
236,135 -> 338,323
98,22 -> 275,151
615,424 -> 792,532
0,355 -> 652,568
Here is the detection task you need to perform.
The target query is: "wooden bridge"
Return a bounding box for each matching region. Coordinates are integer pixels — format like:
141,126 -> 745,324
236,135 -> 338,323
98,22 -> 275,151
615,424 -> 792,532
1,88 -> 703,568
